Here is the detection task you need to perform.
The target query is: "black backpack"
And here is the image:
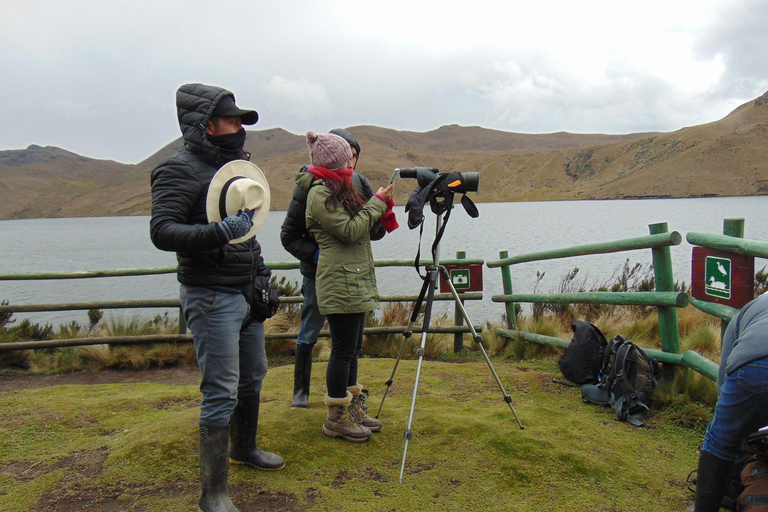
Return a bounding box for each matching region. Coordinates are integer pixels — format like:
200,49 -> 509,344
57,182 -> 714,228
581,335 -> 661,426
558,321 -> 608,385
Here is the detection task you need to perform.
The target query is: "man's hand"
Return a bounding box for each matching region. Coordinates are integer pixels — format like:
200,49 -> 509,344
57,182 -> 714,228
216,209 -> 254,242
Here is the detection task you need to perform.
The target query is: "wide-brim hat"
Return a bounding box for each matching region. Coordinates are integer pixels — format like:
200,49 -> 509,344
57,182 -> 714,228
206,160 -> 271,244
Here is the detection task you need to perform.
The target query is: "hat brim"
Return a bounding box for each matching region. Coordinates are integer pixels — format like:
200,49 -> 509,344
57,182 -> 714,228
215,106 -> 259,125
206,161 -> 271,244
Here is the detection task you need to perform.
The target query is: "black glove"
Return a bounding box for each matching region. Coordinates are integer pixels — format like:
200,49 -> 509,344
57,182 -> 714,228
215,209 -> 255,243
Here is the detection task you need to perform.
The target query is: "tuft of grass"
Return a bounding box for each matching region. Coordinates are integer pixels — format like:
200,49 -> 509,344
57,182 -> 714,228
481,319 -> 509,356
264,311 -> 299,358
364,302 -> 411,358
145,343 -> 197,368
682,325 -> 721,361
53,347 -> 84,372
503,315 -> 565,360
653,369 -> 717,430
104,346 -> 150,370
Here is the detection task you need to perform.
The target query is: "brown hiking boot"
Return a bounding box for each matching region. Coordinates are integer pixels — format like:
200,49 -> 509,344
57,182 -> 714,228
322,392 -> 372,442
348,385 -> 382,433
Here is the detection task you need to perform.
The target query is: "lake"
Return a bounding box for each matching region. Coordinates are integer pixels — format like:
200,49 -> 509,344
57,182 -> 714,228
1,196 -> 766,327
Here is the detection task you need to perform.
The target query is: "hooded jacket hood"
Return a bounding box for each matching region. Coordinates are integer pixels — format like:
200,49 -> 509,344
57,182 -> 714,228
176,83 -> 239,165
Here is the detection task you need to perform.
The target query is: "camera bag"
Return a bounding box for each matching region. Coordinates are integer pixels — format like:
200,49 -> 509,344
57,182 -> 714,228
243,275 -> 279,325
740,428 -> 768,511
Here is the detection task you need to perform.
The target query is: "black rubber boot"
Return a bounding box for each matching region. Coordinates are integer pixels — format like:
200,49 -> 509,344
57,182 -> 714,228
291,344 -> 313,408
229,394 -> 285,470
692,450 -> 734,512
198,423 -> 239,512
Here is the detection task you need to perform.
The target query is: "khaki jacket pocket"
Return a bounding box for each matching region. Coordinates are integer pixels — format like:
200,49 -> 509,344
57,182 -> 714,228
342,263 -> 368,296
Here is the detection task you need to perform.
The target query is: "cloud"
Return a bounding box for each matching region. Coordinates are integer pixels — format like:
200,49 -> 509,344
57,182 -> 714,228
0,0 -> 766,163
260,76 -> 334,124
693,0 -> 768,96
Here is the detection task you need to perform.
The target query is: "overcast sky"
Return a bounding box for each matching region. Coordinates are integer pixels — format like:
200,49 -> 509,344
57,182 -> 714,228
2,0 -> 767,164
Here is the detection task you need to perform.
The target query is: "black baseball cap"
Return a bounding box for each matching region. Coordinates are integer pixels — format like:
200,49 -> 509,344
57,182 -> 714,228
213,95 -> 259,125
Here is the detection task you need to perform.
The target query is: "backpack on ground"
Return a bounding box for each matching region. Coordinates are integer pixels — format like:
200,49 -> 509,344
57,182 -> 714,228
581,335 -> 660,426
558,321 -> 608,385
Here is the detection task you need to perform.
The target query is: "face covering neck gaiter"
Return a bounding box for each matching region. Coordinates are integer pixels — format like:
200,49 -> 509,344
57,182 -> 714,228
208,128 -> 246,163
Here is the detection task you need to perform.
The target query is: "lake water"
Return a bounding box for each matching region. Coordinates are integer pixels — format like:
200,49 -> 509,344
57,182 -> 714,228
1,196 -> 766,327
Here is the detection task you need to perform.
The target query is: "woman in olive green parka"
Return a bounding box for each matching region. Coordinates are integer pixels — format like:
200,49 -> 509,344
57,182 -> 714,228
303,131 -> 395,443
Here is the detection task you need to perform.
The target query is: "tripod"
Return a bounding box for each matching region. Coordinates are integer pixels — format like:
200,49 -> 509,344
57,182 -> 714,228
376,213 -> 524,484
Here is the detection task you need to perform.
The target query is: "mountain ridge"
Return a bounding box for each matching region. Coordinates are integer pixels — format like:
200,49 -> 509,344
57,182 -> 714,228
1,91 -> 767,219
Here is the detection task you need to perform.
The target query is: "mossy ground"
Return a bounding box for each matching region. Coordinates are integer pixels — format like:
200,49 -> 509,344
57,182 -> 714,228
0,356 -> 702,511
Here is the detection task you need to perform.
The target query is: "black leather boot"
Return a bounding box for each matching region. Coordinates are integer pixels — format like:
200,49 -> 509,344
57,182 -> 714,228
291,344 -> 314,408
229,394 -> 285,470
198,423 -> 239,512
692,450 -> 734,512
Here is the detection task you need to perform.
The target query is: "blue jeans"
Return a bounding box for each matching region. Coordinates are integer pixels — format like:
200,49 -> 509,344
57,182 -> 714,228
180,285 -> 268,426
297,276 -> 325,348
702,357 -> 768,461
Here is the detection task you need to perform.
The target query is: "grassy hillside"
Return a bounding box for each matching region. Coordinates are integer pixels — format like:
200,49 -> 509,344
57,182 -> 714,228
1,91 -> 767,219
0,357 -> 701,511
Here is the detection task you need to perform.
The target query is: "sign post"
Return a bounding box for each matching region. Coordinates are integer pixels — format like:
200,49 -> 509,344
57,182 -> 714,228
440,253 -> 483,352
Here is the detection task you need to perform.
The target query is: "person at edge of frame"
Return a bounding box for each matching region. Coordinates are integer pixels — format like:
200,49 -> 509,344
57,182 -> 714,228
149,83 -> 284,512
685,291 -> 768,512
280,128 -> 386,409
302,131 -> 398,442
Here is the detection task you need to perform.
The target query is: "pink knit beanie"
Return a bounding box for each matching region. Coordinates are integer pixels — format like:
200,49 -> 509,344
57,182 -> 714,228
306,131 -> 353,171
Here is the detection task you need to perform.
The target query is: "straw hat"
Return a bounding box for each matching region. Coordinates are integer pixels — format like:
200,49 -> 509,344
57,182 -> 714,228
206,160 -> 270,244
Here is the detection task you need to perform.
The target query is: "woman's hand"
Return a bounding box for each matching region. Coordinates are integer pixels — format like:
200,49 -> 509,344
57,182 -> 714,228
375,182 -> 395,203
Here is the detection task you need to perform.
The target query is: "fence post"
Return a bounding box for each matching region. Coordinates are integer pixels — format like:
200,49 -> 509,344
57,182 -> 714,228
721,218 -> 745,341
649,222 -> 681,382
499,250 -> 518,331
453,251 -> 465,353
178,307 -> 187,334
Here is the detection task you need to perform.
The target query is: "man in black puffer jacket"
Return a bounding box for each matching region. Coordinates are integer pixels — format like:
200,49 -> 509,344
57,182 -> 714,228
150,83 -> 283,512
281,128 -> 385,409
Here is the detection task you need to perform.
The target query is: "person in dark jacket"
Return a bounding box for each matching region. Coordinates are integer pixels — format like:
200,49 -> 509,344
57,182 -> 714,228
685,292 -> 768,512
150,83 -> 284,512
280,128 -> 386,409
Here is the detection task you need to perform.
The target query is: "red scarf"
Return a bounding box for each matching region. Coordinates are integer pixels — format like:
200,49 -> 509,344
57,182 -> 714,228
308,166 -> 353,183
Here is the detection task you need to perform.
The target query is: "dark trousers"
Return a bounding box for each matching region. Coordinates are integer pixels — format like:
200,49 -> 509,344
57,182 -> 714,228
326,312 -> 366,398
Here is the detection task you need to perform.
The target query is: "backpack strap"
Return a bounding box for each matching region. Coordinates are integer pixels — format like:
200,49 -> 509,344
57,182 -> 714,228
597,336 -> 621,387
612,341 -> 652,426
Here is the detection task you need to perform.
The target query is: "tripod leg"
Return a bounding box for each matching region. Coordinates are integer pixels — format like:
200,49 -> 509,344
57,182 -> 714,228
399,266 -> 439,483
375,331 -> 410,419
376,274 -> 432,419
439,266 -> 524,429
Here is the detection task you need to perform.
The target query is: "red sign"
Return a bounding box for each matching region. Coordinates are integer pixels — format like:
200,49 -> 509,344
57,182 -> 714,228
439,264 -> 483,293
691,247 -> 754,308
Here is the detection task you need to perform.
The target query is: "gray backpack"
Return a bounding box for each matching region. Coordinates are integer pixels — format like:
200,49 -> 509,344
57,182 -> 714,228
581,335 -> 660,426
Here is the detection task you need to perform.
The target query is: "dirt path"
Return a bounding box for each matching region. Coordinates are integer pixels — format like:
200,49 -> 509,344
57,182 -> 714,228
0,365 -> 202,393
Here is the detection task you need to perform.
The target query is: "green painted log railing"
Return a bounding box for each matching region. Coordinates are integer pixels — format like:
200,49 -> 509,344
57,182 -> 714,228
490,218 -> 766,383
0,258 -> 483,352
0,258 -> 483,281
488,222 -> 684,352
488,222 -> 705,380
